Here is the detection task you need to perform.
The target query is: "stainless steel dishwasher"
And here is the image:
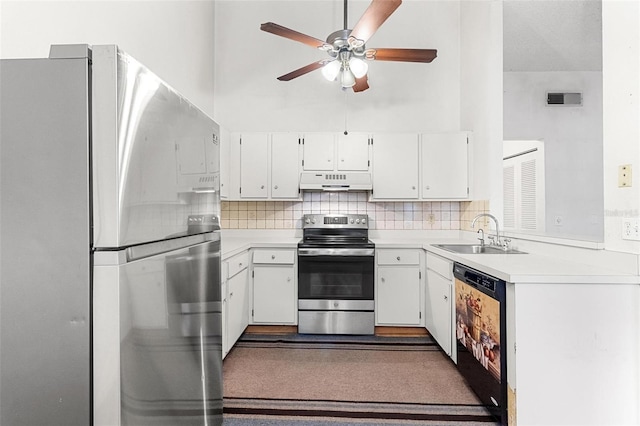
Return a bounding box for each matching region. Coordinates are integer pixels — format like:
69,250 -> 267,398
453,263 -> 507,425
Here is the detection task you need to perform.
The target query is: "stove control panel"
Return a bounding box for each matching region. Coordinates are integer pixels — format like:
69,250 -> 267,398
302,214 -> 369,229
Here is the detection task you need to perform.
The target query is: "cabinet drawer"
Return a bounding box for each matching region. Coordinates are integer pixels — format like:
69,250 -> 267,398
253,249 -> 295,265
377,249 -> 420,265
426,252 -> 453,280
226,251 -> 250,278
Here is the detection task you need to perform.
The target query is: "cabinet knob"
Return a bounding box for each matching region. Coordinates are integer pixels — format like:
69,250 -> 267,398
425,185 -> 430,190
396,256 -> 401,261
230,292 -> 234,297
260,185 -> 264,189
271,255 -> 276,259
381,277 -> 385,283
444,295 -> 448,301
287,277 -> 291,282
274,185 -> 278,190
412,186 -> 416,190
239,262 -> 243,267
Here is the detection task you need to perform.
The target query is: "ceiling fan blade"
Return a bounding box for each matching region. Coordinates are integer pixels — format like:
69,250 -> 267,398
353,75 -> 370,92
366,48 -> 437,63
261,22 -> 328,49
277,60 -> 329,81
349,0 -> 402,47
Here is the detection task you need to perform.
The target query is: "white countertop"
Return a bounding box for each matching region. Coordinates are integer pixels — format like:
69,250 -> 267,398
222,230 -> 300,259
221,230 -> 640,285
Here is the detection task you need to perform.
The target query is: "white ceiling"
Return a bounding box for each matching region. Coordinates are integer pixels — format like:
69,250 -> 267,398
503,0 -> 602,72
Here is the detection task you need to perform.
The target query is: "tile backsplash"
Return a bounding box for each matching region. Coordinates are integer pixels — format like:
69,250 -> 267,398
221,193 -> 489,231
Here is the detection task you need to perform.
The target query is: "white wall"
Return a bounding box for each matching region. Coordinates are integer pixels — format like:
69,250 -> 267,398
0,0 -> 216,118
514,282 -> 639,425
460,0 -> 503,215
504,71 -> 604,241
603,0 -> 640,257
213,0 -> 461,133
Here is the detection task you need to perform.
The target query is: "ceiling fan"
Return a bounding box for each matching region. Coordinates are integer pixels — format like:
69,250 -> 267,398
260,0 -> 437,93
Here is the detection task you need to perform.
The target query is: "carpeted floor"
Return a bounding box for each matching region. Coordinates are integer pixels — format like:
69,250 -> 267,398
222,334 -> 500,425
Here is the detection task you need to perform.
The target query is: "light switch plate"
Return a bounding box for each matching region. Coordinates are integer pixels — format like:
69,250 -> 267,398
618,164 -> 632,187
622,218 -> 640,241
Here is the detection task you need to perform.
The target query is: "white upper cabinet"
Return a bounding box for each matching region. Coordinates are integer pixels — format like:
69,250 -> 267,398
371,133 -> 420,199
271,133 -> 301,199
302,132 -> 370,172
219,126 -> 231,199
239,133 -> 269,198
233,132 -> 301,200
227,130 -> 470,201
302,133 -> 335,171
337,132 -> 370,171
421,132 -> 469,199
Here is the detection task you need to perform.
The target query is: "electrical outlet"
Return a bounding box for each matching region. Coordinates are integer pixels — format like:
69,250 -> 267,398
622,218 -> 640,241
618,164 -> 632,187
427,213 -> 435,224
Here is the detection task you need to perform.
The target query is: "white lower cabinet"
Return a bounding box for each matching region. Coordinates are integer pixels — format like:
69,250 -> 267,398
425,252 -> 455,361
223,251 -> 250,358
251,249 -> 297,324
375,249 -> 423,326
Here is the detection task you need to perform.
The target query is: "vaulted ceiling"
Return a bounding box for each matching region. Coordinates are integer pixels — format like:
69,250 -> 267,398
503,0 -> 602,72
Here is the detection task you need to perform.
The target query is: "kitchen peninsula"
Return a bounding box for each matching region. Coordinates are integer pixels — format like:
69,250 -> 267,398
221,227 -> 639,426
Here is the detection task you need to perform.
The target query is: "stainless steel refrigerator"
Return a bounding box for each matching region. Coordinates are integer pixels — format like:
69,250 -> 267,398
0,44 -> 223,426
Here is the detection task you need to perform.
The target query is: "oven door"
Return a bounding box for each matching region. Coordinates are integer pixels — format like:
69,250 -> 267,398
297,248 -> 374,301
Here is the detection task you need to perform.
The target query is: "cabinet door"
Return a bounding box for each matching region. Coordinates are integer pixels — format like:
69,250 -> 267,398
376,266 -> 421,325
371,134 -> 419,199
227,268 -> 249,350
337,133 -> 369,171
219,127 -> 231,199
253,266 -> 296,324
240,133 -> 269,198
421,132 -> 468,199
302,133 -> 335,170
425,269 -> 452,356
271,133 -> 300,198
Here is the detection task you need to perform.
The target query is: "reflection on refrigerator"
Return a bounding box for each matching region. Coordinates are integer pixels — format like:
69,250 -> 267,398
119,238 -> 222,425
0,44 -> 223,426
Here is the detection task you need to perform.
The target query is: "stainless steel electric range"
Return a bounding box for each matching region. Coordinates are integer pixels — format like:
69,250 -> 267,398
297,214 -> 375,335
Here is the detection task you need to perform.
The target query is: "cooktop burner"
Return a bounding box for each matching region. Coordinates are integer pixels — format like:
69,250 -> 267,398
299,214 -> 373,249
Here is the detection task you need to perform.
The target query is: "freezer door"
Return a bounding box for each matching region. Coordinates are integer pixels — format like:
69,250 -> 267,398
93,234 -> 222,426
90,45 -> 220,248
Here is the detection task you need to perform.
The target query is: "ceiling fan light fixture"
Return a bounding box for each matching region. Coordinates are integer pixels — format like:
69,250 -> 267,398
321,59 -> 341,81
340,68 -> 356,88
348,57 -> 368,78
261,0 -> 437,93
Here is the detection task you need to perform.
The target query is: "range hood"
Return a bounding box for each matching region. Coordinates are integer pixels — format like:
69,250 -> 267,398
299,172 -> 372,192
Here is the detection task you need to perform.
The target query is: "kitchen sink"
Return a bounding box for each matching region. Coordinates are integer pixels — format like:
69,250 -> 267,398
434,244 -> 527,254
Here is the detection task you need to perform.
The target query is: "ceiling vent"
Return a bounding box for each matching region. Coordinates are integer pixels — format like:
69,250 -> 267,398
546,92 -> 582,106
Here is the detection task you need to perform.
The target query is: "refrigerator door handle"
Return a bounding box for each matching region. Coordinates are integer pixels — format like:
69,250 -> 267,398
124,233 -> 219,262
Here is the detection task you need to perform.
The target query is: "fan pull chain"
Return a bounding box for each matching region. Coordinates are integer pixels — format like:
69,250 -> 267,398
343,90 -> 349,135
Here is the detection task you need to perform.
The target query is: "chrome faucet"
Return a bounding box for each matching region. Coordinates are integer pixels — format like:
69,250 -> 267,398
472,213 -> 501,246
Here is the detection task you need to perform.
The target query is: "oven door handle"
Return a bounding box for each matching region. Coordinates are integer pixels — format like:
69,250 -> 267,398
298,248 -> 375,257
